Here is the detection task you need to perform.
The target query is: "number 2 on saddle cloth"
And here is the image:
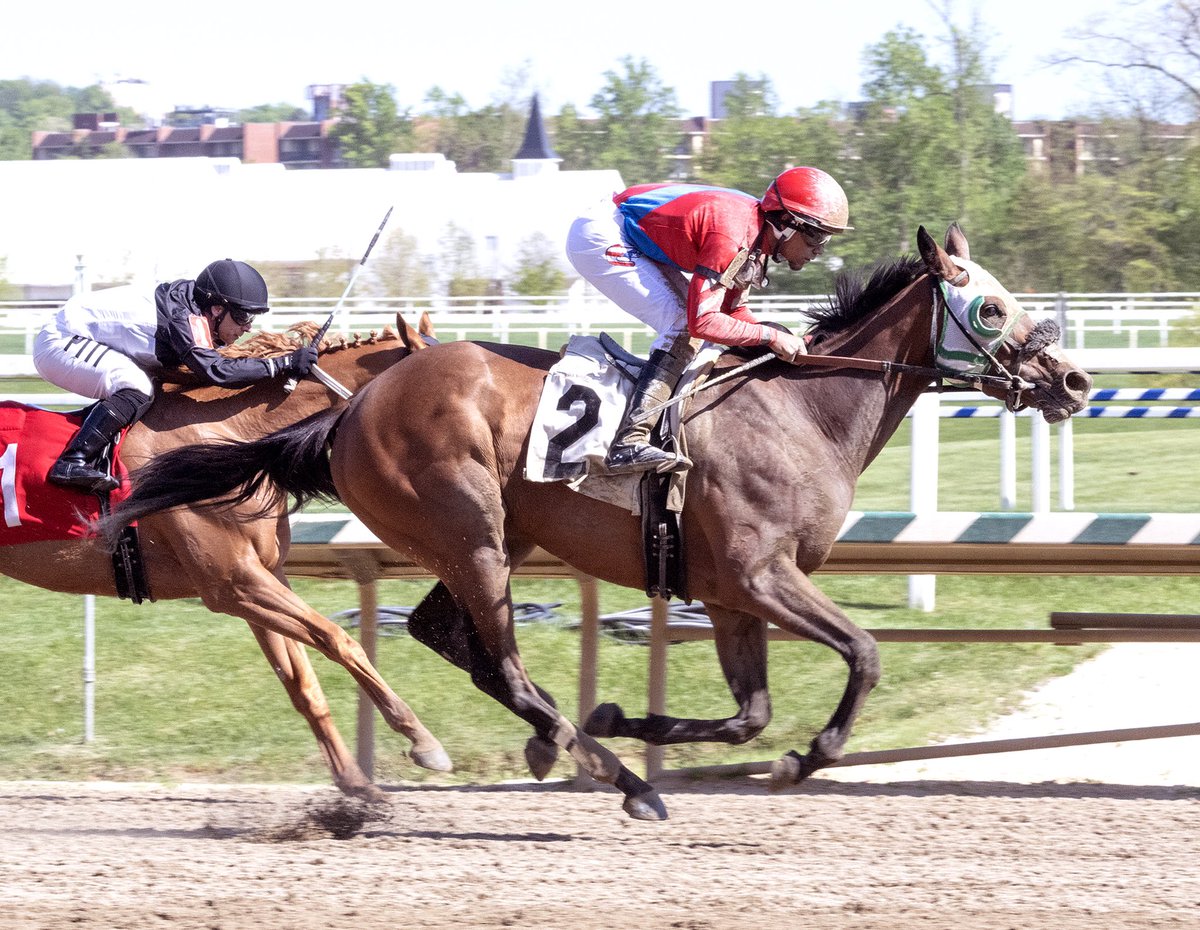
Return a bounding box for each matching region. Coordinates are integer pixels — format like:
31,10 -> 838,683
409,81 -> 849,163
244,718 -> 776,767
0,401 -> 132,545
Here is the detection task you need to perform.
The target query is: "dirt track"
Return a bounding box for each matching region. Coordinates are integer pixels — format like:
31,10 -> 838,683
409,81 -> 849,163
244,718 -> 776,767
0,777 -> 1195,930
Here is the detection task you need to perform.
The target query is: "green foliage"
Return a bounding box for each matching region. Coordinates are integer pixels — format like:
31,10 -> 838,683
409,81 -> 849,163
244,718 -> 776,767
508,233 -> 567,298
0,78 -> 122,160
365,229 -> 433,298
422,87 -> 527,173
328,81 -> 413,168
237,102 -> 309,123
438,223 -> 492,297
254,248 -> 354,299
0,257 -> 19,299
556,56 -> 682,184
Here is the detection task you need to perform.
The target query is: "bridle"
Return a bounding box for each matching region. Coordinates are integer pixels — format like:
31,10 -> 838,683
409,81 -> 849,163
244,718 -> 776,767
929,266 -> 1061,412
638,267 -> 1061,422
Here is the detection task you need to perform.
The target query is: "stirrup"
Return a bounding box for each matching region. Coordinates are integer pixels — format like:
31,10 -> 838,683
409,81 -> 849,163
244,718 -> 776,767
604,442 -> 692,476
48,458 -> 119,495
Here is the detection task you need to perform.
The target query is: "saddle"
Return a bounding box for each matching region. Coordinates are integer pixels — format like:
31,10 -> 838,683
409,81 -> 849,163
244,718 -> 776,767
526,334 -> 720,602
0,401 -> 150,602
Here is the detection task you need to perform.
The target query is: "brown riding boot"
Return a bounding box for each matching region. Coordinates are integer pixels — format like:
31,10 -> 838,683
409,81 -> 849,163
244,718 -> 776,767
604,336 -> 695,475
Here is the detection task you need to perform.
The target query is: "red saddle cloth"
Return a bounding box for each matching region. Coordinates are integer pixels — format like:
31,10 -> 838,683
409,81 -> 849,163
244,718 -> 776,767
0,401 -> 131,546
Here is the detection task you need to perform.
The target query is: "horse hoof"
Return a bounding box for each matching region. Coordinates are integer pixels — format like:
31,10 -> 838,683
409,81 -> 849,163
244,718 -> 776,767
343,781 -> 389,803
583,702 -> 625,738
622,789 -> 668,822
411,744 -> 453,773
769,750 -> 805,791
524,735 -> 559,781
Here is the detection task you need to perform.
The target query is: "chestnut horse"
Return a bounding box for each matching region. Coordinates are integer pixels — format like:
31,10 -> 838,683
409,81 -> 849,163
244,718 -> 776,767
4,318 -> 449,798
104,227 -> 1092,820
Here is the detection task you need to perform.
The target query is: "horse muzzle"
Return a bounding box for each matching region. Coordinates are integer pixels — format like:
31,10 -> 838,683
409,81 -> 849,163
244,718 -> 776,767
1020,365 -> 1092,423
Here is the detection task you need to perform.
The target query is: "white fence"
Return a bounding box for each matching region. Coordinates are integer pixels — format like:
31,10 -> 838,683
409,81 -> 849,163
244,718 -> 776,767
2,291 -> 1197,354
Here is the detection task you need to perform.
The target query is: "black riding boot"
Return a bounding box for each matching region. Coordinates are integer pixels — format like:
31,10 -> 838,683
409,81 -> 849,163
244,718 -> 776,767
604,336 -> 695,475
48,400 -> 130,494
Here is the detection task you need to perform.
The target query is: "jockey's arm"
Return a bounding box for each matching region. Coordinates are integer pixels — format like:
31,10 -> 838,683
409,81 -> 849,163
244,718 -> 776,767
686,274 -> 807,362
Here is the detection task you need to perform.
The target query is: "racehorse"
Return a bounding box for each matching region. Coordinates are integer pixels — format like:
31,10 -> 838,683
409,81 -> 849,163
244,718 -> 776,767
101,226 -> 1093,820
3,317 -> 449,799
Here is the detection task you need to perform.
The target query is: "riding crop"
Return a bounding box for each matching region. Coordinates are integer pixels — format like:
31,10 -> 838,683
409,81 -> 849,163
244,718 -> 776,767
284,205 -> 393,394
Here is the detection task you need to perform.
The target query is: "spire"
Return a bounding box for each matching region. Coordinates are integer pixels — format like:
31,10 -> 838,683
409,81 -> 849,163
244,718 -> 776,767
513,93 -> 558,161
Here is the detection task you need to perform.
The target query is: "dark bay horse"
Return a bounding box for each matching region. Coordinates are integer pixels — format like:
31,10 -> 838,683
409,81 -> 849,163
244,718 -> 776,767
103,226 -> 1092,820
4,318 -> 449,798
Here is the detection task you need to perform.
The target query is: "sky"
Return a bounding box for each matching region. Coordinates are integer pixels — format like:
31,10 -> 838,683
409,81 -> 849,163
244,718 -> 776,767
4,0 -> 1128,122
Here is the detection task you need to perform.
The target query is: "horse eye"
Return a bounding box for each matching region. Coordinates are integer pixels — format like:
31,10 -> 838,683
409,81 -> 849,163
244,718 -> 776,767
980,302 -> 1004,323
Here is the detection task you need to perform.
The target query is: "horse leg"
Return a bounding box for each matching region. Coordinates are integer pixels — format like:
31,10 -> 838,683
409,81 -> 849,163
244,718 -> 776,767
198,560 -> 452,773
406,579 -> 561,780
585,604 -> 772,746
247,625 -> 385,800
440,551 -> 667,821
747,568 -> 880,788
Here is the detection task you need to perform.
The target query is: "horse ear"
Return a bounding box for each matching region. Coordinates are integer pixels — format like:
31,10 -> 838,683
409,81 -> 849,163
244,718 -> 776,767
944,222 -> 970,260
396,312 -> 428,351
917,225 -> 959,280
419,310 -> 437,341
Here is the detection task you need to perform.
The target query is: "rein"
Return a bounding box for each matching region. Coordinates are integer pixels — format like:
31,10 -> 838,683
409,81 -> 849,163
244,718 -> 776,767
636,272 -> 1049,423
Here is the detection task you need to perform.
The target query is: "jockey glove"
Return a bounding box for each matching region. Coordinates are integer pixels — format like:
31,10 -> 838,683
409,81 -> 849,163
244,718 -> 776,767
284,345 -> 319,376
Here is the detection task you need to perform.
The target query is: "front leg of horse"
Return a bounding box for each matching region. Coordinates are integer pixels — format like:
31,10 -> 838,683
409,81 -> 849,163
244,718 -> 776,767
205,570 -> 452,775
248,626 -> 383,800
770,630 -> 881,789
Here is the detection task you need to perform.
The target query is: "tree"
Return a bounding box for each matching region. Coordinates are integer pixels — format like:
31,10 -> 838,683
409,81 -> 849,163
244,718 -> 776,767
438,223 -> 491,297
698,75 -> 845,196
558,57 -> 681,183
508,233 -> 567,299
328,82 -> 413,168
0,257 -> 19,299
238,103 -> 309,123
0,78 -> 125,159
255,249 -> 354,299
846,24 -> 1024,265
422,87 -> 525,172
365,229 -> 433,299
1053,0 -> 1200,121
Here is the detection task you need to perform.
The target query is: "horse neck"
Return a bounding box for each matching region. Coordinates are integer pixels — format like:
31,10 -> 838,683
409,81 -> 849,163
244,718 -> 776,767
802,274 -> 936,473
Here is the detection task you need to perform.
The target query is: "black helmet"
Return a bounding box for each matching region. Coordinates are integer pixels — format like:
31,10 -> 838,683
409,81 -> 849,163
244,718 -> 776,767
194,259 -> 270,312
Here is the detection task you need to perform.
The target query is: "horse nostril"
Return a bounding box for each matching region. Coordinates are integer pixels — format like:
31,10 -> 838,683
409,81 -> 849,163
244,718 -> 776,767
1062,369 -> 1092,399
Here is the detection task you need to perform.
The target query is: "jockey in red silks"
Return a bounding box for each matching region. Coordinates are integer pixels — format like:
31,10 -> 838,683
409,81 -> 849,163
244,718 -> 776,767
566,166 -> 852,475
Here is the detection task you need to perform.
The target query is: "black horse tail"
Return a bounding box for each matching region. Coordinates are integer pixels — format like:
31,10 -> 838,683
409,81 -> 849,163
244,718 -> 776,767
98,406 -> 343,550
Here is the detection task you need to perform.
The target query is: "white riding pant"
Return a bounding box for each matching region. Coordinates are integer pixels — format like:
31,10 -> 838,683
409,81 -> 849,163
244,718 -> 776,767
565,200 -> 689,353
33,327 -> 155,399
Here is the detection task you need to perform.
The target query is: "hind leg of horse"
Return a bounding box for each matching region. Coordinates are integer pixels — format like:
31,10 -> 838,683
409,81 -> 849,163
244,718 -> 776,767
199,562 -> 451,773
247,625 -> 384,800
585,604 -> 772,746
440,550 -> 667,821
407,579 -> 560,780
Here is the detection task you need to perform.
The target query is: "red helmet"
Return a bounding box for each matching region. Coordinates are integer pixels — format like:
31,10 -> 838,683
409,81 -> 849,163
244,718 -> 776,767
760,167 -> 852,234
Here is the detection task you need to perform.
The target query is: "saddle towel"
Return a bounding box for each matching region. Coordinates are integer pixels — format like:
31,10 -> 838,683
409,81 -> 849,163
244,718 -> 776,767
525,335 -> 718,513
0,401 -> 130,546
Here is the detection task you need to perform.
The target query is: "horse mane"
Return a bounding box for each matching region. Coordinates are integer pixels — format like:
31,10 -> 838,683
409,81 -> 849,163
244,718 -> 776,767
219,322 -> 400,360
806,255 -> 926,334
